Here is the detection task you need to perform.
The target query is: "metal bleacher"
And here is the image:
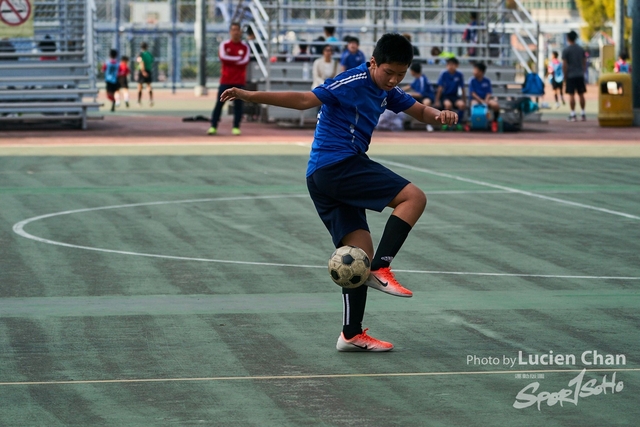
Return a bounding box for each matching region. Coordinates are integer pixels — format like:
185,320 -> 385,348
0,0 -> 101,130
239,0 -> 539,128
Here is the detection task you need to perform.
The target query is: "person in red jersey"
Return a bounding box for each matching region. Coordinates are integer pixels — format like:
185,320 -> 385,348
207,22 -> 250,136
116,55 -> 131,108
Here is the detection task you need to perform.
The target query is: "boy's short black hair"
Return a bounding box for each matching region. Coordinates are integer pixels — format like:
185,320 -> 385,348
372,33 -> 414,66
109,49 -> 117,59
473,62 -> 486,73
567,30 -> 578,42
446,56 -> 459,66
470,12 -> 478,20
409,62 -> 422,74
140,42 -> 148,50
230,22 -> 241,30
349,36 -> 360,45
121,55 -> 129,61
619,51 -> 629,61
552,50 -> 559,58
324,26 -> 336,35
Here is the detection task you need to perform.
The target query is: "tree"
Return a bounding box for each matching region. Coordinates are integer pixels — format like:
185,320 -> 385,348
575,0 -> 632,45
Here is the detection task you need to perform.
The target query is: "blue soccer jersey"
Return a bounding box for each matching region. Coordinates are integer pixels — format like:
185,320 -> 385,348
340,50 -> 366,70
469,76 -> 492,100
308,63 -> 416,176
104,60 -> 118,84
437,70 -> 464,96
410,74 -> 434,100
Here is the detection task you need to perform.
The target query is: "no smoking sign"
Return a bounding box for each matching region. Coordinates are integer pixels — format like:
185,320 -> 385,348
0,0 -> 31,26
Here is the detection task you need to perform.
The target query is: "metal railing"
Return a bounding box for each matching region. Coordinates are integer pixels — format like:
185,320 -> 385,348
91,0 -> 539,85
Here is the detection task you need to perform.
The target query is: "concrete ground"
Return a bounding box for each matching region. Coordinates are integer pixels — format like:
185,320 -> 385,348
0,85 -> 638,158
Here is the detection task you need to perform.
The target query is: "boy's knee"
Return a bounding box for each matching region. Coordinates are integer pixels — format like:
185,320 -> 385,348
416,189 -> 427,209
406,184 -> 427,209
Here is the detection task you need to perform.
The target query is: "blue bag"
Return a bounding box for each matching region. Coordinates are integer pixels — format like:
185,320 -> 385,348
522,72 -> 545,95
470,104 -> 490,130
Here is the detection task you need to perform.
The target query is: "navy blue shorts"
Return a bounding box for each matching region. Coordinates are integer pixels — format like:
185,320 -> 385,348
306,153 -> 410,247
443,94 -> 461,105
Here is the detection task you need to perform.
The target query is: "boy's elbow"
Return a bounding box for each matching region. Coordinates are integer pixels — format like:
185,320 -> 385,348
300,93 -> 318,110
300,100 -> 315,110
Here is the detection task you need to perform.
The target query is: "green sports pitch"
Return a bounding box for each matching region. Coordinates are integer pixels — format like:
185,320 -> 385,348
0,153 -> 639,426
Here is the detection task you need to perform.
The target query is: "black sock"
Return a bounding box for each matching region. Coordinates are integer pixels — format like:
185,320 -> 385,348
371,215 -> 413,271
138,90 -> 142,102
149,90 -> 153,101
342,285 -> 367,339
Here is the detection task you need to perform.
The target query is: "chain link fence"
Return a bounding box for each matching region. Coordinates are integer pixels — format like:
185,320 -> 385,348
94,0 -> 235,86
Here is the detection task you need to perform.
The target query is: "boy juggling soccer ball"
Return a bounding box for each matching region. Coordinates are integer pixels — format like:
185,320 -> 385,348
221,34 -> 457,352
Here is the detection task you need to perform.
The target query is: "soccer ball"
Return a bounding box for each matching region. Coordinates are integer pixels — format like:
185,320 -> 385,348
328,246 -> 371,288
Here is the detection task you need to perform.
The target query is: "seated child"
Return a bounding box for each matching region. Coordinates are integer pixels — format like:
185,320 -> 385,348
402,62 -> 434,106
402,62 -> 435,131
435,57 -> 466,118
469,62 -> 500,130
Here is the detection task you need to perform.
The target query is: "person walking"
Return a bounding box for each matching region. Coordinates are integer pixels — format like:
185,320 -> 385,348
136,42 -> 155,106
547,51 -> 565,109
207,23 -> 250,136
102,49 -> 120,112
116,55 -> 131,108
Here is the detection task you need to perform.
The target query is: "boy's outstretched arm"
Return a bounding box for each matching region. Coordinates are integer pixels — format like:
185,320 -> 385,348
220,88 -> 322,110
405,102 -> 458,126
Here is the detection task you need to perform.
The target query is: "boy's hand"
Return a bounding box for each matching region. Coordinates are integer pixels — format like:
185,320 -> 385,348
435,110 -> 458,125
220,87 -> 246,102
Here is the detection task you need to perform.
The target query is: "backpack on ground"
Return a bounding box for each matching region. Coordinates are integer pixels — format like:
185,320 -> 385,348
522,72 -> 545,96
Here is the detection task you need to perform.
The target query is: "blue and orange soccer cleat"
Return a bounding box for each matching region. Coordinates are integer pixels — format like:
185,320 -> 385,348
336,328 -> 394,352
365,267 -> 413,297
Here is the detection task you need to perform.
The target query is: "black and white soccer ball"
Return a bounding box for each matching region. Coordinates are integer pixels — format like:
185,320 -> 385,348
328,245 -> 371,288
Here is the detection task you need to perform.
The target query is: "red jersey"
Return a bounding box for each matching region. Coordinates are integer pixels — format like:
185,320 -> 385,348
118,62 -> 130,77
219,39 -> 250,85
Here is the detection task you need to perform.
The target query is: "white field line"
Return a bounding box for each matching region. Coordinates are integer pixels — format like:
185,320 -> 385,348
379,159 -> 640,220
12,195 -> 640,280
1,368 -> 639,386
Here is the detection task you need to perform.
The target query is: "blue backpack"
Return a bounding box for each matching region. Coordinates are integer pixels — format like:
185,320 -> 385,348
522,72 -> 545,96
617,61 -> 630,73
